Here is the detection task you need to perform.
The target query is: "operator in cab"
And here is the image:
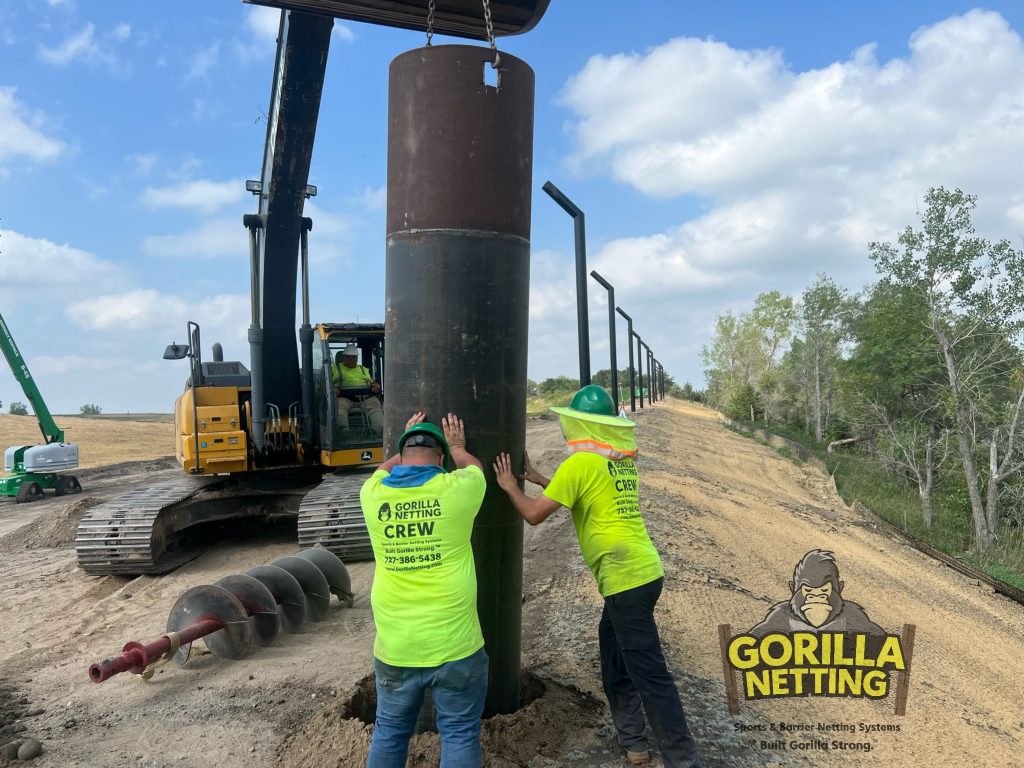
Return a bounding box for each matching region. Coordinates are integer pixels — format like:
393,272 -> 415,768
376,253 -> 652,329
331,344 -> 384,433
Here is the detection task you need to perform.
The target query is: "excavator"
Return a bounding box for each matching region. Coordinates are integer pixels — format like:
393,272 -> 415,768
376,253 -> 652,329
74,0 -> 551,575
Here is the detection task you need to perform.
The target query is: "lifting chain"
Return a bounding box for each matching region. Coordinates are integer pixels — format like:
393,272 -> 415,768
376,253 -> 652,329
481,0 -> 500,69
425,0 -> 436,47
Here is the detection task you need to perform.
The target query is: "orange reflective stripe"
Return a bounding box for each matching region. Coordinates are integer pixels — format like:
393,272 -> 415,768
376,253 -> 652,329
565,438 -> 638,460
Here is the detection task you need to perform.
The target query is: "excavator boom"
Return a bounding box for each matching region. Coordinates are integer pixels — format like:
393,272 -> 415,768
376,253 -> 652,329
243,0 -> 551,39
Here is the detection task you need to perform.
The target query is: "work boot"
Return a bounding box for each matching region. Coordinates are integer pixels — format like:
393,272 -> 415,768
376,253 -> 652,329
627,748 -> 650,765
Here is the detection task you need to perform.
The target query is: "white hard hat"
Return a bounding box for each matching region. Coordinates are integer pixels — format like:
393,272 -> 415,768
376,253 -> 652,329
343,345 -> 358,356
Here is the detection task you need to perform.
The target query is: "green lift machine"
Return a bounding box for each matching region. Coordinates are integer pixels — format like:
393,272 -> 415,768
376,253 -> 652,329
0,312 -> 81,502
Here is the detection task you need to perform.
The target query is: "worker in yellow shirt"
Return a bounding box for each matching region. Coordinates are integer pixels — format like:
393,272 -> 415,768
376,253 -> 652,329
493,385 -> 702,768
360,411 -> 487,768
332,345 -> 384,433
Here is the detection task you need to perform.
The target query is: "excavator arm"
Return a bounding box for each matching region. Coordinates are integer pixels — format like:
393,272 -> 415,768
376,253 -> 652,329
243,0 -> 551,39
245,10 -> 333,423
0,311 -> 65,444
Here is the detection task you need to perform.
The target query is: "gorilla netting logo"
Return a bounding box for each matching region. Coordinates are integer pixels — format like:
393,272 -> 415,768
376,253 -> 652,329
718,550 -> 917,715
377,503 -> 392,522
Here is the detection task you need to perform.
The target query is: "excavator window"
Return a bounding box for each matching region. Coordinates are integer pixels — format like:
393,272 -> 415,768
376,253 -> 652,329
321,335 -> 385,450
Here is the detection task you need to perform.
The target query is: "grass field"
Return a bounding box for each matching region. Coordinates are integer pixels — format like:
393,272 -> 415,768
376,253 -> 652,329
0,413 -> 175,469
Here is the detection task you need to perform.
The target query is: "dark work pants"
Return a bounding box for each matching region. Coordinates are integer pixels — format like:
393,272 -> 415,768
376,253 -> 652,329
599,577 -> 702,768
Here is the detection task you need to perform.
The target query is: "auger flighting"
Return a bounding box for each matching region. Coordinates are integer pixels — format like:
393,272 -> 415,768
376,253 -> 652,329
87,547 -> 353,683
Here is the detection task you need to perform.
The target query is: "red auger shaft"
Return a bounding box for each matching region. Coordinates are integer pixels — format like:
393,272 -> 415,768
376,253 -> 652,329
88,617 -> 224,683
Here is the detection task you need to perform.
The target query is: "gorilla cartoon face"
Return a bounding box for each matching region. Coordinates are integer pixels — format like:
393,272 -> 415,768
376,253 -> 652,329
749,549 -> 885,637
793,578 -> 842,627
788,549 -> 845,627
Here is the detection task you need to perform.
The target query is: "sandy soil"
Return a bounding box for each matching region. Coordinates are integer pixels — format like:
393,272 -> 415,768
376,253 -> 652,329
0,401 -> 1020,767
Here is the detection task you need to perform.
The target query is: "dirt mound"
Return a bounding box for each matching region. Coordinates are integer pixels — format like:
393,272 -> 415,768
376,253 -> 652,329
75,456 -> 177,480
0,496 -> 100,552
275,671 -> 604,768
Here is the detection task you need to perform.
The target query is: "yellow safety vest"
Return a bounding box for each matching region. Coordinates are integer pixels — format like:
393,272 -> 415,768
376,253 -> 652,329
332,363 -> 372,389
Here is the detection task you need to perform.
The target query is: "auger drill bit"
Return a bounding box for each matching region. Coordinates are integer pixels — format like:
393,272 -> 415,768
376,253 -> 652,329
87,549 -> 354,683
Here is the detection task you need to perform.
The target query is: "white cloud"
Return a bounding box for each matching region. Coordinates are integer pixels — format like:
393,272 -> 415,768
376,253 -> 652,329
141,201 -> 356,265
547,10 -> 1024,385
30,355 -> 133,375
0,229 -> 120,287
333,24 -> 355,43
246,6 -> 280,42
140,178 -> 245,213
0,7 -> 14,45
38,23 -> 100,65
126,152 -> 158,175
186,41 -> 220,82
563,38 -> 788,167
565,11 -> 1024,206
237,7 -> 352,63
1008,197 -> 1024,234
37,21 -> 133,71
352,185 -> 386,211
67,289 -> 248,334
0,87 -> 66,167
143,217 -> 243,260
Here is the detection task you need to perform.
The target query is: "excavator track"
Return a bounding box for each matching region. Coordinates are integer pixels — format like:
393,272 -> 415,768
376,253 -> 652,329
75,476 -> 226,575
297,470 -> 376,561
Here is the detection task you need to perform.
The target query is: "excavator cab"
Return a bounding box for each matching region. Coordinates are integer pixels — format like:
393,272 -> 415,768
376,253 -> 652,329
242,0 -> 551,40
315,323 -> 386,468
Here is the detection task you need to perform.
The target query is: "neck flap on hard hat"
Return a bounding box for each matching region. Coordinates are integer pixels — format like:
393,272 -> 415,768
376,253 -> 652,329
559,413 -> 637,460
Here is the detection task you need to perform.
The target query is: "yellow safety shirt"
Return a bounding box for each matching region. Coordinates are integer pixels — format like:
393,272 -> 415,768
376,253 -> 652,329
544,452 -> 663,597
360,465 -> 486,666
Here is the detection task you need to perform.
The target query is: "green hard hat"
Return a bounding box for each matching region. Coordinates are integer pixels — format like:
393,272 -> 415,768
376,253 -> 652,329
568,384 -> 616,416
397,421 -> 451,462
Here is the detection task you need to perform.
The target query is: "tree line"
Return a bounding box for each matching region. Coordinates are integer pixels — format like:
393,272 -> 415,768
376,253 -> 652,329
702,188 -> 1024,553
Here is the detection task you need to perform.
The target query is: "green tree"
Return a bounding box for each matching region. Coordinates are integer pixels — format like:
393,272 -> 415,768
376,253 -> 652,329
840,281 -> 950,527
702,292 -> 796,412
869,187 -> 1024,550
723,382 -> 759,422
538,376 -> 579,396
800,274 -> 853,443
8,401 -> 28,416
80,403 -> 103,415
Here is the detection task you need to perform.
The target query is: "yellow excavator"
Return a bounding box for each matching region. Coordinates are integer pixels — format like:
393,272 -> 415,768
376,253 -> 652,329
74,0 -> 551,576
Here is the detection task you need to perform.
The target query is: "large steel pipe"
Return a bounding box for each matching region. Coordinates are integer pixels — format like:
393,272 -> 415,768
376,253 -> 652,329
386,44 -> 533,716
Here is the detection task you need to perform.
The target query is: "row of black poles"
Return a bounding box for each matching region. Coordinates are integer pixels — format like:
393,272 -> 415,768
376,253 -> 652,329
544,180 -> 668,413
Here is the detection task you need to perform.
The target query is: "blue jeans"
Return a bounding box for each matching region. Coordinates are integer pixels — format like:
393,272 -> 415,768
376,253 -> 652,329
368,647 -> 489,768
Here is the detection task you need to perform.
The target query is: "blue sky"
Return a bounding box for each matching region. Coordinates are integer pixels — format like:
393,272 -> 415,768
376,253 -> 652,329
2,0 -> 1024,412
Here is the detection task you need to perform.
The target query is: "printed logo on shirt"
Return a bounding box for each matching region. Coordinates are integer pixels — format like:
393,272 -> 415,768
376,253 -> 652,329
608,459 -> 640,518
377,502 -> 392,522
